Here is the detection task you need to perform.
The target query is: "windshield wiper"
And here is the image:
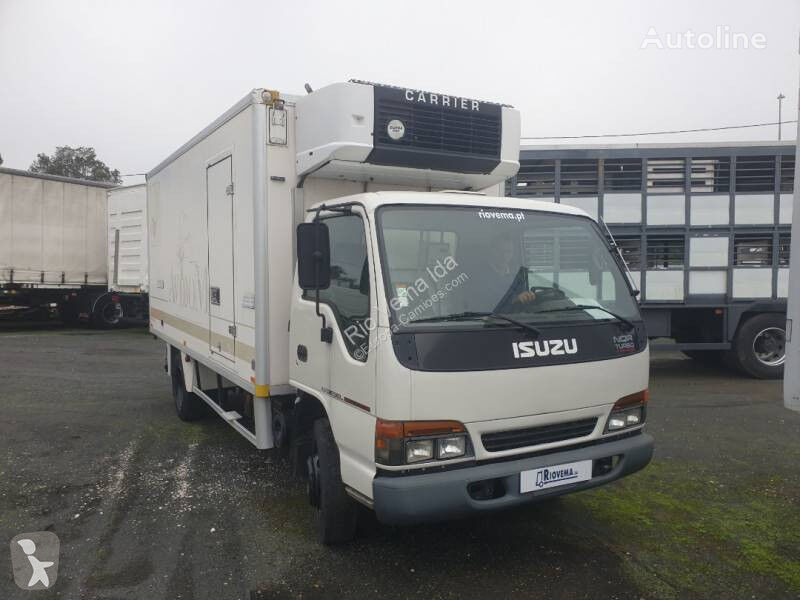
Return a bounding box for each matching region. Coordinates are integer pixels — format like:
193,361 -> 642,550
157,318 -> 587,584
534,305 -> 635,331
411,311 -> 541,337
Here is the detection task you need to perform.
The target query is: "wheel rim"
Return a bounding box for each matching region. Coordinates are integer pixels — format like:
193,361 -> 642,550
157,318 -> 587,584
752,327 -> 786,367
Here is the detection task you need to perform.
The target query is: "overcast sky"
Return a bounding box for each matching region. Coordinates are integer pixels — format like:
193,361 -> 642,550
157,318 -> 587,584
0,0 -> 798,185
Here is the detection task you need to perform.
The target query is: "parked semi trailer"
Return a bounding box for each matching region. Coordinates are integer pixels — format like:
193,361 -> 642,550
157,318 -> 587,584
0,167 -> 115,324
97,183 -> 149,326
510,142 -> 794,379
148,80 -> 653,543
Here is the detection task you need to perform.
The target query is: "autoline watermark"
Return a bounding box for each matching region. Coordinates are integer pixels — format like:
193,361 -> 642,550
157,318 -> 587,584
641,26 -> 766,50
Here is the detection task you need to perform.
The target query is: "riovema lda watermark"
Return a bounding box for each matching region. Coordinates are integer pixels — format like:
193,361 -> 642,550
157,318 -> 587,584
641,26 -> 766,50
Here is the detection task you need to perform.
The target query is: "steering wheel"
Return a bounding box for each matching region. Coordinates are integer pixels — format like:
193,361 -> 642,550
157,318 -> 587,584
529,286 -> 566,301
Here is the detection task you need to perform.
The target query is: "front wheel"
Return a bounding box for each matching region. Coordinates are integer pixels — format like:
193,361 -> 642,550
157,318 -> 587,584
307,418 -> 358,544
731,313 -> 786,379
171,356 -> 206,421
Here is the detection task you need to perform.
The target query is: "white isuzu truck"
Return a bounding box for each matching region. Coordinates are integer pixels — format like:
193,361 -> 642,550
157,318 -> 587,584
148,80 -> 653,543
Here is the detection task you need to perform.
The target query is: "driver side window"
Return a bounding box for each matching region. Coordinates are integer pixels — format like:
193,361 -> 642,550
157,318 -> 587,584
315,214 -> 370,361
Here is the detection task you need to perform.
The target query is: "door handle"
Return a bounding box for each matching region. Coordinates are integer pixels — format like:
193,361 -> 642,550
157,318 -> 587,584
210,287 -> 221,305
297,345 -> 308,362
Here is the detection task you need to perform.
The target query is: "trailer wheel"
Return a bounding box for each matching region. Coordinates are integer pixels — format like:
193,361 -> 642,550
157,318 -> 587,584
732,313 -> 786,380
308,418 -> 358,544
171,357 -> 206,421
93,298 -> 122,329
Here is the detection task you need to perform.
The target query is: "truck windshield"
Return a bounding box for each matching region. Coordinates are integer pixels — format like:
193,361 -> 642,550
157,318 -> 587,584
376,205 -> 640,330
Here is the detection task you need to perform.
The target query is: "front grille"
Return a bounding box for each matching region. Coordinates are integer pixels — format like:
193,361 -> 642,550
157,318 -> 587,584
481,418 -> 598,452
374,98 -> 501,158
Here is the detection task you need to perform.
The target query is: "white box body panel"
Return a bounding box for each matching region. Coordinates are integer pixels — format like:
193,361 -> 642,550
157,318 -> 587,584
108,184 -> 148,293
735,194 -> 774,224
690,194 -> 729,226
0,169 -> 109,286
646,195 -> 685,225
645,270 -> 684,301
689,236 -> 728,267
689,271 -> 727,295
148,104 -> 259,385
732,268 -> 772,298
603,193 -> 641,223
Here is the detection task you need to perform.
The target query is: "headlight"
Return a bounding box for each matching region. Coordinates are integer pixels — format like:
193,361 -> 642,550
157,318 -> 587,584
376,419 -> 472,466
437,436 -> 466,459
605,390 -> 648,433
406,439 -> 434,463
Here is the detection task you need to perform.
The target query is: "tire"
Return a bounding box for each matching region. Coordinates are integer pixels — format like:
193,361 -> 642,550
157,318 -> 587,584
92,299 -> 122,329
732,313 -> 786,380
171,356 -> 206,421
682,350 -> 725,365
307,418 -> 358,544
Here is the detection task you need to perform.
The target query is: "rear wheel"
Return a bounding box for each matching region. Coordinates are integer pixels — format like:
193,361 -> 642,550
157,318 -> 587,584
732,313 -> 786,379
92,298 -> 122,329
171,354 -> 206,421
307,418 -> 358,544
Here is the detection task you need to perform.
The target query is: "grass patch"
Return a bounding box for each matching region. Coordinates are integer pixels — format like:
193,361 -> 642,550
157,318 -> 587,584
566,460 -> 800,597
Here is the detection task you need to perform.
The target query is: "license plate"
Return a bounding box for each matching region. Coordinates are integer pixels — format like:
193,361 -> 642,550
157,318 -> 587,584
520,459 -> 593,493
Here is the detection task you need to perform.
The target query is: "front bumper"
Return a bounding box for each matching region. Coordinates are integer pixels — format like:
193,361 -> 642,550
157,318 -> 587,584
373,431 -> 653,525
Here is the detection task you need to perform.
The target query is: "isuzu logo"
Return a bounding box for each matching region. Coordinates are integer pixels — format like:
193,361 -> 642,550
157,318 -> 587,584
512,339 -> 578,359
403,89 -> 481,111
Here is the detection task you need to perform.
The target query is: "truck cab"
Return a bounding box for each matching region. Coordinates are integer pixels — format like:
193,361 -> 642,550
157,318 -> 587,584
290,191 -> 653,540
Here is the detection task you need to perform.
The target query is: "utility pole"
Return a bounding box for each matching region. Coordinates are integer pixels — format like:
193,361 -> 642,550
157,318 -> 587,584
778,93 -> 786,140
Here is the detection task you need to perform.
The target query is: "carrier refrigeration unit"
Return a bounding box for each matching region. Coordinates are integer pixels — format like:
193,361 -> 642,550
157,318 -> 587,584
148,80 -> 653,543
512,142 -> 794,379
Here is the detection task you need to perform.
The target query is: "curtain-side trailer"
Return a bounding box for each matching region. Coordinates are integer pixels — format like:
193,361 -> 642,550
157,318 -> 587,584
0,167 -> 114,323
148,81 -> 653,543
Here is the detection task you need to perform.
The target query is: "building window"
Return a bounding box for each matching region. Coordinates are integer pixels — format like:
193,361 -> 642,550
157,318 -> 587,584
646,235 -> 685,269
733,234 -> 773,267
515,159 -> 556,196
735,156 -> 776,193
560,159 -> 599,196
604,158 -> 642,192
690,157 -> 730,193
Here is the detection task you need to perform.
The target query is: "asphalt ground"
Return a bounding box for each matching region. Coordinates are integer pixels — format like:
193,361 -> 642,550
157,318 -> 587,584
1,325 -> 799,599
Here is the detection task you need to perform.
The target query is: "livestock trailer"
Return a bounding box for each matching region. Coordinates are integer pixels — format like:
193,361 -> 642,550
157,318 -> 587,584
510,142 -> 795,378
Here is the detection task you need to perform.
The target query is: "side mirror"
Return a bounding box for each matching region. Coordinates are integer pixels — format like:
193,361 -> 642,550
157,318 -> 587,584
297,222 -> 331,290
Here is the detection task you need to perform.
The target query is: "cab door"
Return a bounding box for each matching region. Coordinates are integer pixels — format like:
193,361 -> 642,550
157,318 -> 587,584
290,210 -> 376,410
324,211 -> 376,413
206,156 -> 236,362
